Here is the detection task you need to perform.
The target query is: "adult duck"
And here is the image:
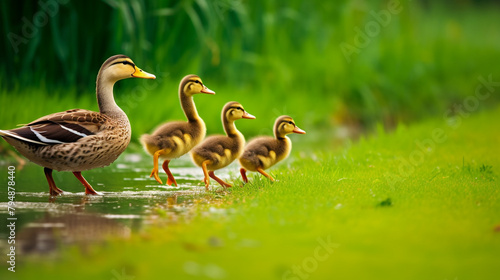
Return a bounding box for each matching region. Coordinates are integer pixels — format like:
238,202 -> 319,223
0,55 -> 156,195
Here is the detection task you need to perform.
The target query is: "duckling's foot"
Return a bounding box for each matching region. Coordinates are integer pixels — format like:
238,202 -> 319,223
149,168 -> 163,184
73,172 -> 99,195
203,177 -> 210,191
9,149 -> 26,171
202,160 -> 212,191
44,168 -> 64,196
240,168 -> 248,183
257,168 -> 275,182
162,160 -> 178,186
209,171 -> 232,188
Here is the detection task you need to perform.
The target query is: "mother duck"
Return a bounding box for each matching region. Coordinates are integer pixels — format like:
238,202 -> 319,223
0,55 -> 155,195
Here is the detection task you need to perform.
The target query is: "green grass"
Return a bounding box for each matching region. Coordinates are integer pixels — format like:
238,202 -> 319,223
4,105 -> 499,280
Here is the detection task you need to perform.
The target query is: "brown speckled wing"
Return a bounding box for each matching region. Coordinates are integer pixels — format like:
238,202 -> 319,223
29,109 -> 108,131
6,109 -> 107,146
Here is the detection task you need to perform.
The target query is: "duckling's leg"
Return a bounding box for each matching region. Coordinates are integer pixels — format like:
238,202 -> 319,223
240,168 -> 249,183
201,160 -> 211,190
257,167 -> 275,182
44,167 -> 64,196
73,172 -> 98,195
149,149 -> 167,184
9,149 -> 26,170
209,171 -> 232,188
162,160 -> 178,186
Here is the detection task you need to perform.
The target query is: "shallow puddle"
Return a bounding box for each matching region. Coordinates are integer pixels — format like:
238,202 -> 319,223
0,152 -> 237,254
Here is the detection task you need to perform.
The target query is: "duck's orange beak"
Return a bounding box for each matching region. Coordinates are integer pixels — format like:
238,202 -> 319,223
132,66 -> 156,79
243,112 -> 256,119
293,126 -> 306,134
201,86 -> 215,94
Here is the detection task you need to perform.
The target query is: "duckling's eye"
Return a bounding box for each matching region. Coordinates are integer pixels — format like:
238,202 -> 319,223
287,121 -> 295,126
194,80 -> 202,85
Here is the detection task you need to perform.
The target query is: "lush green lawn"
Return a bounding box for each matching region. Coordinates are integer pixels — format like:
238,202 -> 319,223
4,105 -> 498,280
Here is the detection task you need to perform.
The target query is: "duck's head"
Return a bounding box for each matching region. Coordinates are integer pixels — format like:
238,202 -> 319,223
223,101 -> 255,122
180,75 -> 215,97
275,115 -> 306,138
98,55 -> 156,83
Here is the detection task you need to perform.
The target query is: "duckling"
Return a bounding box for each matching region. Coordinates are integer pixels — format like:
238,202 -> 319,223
191,101 -> 255,190
0,55 -> 156,195
140,75 -> 215,186
239,115 -> 305,183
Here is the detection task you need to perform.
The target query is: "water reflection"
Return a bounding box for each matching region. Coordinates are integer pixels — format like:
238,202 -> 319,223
0,153 -> 235,254
18,213 -> 130,254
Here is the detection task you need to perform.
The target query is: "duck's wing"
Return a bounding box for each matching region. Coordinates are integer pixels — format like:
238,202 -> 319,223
197,136 -> 227,154
244,137 -> 275,157
1,109 -> 109,146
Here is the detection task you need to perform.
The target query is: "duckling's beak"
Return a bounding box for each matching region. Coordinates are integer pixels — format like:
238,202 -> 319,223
242,112 -> 256,119
293,126 -> 306,134
201,86 -> 216,95
132,66 -> 156,79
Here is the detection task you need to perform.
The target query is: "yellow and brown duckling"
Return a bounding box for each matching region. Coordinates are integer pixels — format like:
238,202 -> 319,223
0,55 -> 156,195
190,101 -> 255,190
140,75 -> 215,186
239,115 -> 305,183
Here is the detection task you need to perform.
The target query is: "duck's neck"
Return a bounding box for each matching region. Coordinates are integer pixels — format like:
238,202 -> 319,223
274,126 -> 287,140
180,92 -> 201,123
96,76 -> 127,119
275,128 -> 291,152
223,119 -> 242,139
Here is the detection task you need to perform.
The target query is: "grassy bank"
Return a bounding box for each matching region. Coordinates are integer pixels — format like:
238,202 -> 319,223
4,105 -> 499,280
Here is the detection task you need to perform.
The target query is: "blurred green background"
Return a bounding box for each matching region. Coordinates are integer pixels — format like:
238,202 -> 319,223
1,0 -> 499,144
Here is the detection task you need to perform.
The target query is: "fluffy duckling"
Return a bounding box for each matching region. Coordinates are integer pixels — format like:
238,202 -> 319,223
191,101 -> 255,190
239,115 -> 305,183
140,75 -> 215,186
0,55 -> 156,195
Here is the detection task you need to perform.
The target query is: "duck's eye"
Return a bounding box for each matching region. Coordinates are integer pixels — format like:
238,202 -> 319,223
112,60 -> 134,67
194,80 -> 202,85
287,121 -> 295,125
